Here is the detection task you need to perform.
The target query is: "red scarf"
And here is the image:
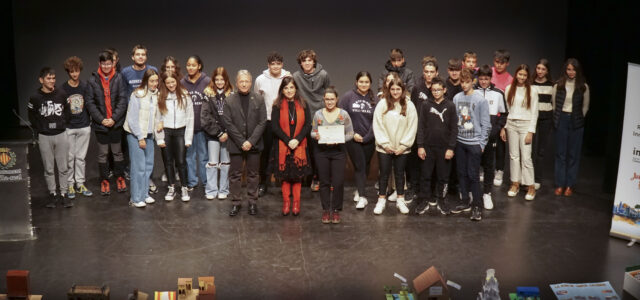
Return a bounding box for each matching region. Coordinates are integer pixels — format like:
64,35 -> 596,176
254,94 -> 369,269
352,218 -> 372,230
278,99 -> 307,171
98,68 -> 116,119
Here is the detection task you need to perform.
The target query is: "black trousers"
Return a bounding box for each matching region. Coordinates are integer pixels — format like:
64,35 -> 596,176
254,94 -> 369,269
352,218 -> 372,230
345,140 -> 375,196
230,151 -> 260,205
406,144 -> 421,192
418,146 -> 451,201
533,115 -> 553,183
378,152 -> 408,197
315,145 -> 346,211
308,136 -> 319,180
259,120 -> 273,184
481,133 -> 499,193
160,127 -> 188,187
496,138 -> 506,171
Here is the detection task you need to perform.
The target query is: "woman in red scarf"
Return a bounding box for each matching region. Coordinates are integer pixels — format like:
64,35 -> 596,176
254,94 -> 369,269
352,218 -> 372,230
270,77 -> 312,216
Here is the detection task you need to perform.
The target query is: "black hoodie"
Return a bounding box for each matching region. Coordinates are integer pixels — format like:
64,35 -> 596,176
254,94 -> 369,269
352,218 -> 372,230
416,97 -> 458,150
378,60 -> 414,93
27,88 -> 70,135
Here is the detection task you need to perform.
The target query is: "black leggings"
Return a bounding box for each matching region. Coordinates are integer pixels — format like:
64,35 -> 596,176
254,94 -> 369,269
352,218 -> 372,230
345,140 -> 375,196
161,127 -> 188,187
315,145 -> 346,211
378,152 -> 408,197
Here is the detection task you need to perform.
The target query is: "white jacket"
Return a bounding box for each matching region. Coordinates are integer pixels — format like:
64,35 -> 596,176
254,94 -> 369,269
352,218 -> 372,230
157,91 -> 194,145
373,99 -> 418,154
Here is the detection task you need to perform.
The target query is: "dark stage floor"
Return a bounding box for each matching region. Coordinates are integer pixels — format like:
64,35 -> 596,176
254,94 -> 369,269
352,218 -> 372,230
1,140 -> 639,299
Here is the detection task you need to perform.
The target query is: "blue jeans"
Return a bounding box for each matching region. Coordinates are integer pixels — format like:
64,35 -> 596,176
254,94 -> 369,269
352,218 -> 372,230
205,139 -> 230,196
554,113 -> 584,188
127,133 -> 154,203
187,131 -> 208,187
456,143 -> 482,207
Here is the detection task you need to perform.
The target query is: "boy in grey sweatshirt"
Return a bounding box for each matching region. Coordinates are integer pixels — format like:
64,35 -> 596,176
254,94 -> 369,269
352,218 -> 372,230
451,69 -> 491,221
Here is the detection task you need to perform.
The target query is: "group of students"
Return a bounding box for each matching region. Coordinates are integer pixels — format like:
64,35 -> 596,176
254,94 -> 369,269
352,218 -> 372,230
27,45 -> 589,223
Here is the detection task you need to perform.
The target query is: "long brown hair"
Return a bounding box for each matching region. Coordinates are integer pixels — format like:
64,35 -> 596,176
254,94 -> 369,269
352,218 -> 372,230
556,58 -> 586,94
158,72 -> 188,115
205,66 -> 233,97
382,77 -> 408,116
273,76 -> 306,108
506,64 -> 532,109
134,69 -> 159,98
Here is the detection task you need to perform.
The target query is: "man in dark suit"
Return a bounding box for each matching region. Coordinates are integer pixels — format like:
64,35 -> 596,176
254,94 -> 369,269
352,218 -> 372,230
221,70 -> 267,216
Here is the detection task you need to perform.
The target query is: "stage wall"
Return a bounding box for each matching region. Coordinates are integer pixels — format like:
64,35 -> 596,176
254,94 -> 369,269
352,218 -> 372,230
12,0 -> 568,122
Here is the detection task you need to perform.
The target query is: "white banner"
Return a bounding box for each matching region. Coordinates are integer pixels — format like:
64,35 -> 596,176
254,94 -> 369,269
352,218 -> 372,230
610,63 -> 640,241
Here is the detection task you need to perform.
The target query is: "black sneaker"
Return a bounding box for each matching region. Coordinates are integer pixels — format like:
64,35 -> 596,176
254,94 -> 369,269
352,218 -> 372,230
451,203 -> 471,214
437,200 -> 451,215
46,193 -> 57,208
414,200 -> 430,215
470,206 -> 482,221
61,194 -> 74,208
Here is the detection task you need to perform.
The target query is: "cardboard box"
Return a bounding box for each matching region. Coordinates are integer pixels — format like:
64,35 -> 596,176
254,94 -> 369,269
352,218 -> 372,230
67,285 -> 110,300
196,277 -> 215,300
7,270 -> 30,298
624,269 -> 640,299
0,295 -> 41,300
412,266 -> 449,300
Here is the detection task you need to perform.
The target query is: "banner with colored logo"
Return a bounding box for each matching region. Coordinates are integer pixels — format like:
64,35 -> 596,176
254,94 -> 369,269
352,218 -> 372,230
610,63 -> 640,241
0,141 -> 34,241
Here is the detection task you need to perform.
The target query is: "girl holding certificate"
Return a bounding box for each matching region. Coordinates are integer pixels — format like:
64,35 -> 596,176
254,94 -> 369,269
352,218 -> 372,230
372,77 -> 418,215
311,87 -> 354,224
271,77 -> 312,216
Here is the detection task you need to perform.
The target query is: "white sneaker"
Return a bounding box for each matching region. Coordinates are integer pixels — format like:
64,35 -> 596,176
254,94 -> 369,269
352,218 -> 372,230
144,197 -> 156,204
356,197 -> 368,209
387,191 -> 397,202
161,173 -> 168,182
396,198 -> 409,214
218,193 -> 228,200
205,194 -> 216,200
483,193 -> 493,210
479,170 -> 484,182
165,185 -> 176,201
534,182 -> 541,190
130,201 -> 146,208
493,170 -> 503,186
373,198 -> 386,215
353,190 -> 359,202
181,186 -> 190,202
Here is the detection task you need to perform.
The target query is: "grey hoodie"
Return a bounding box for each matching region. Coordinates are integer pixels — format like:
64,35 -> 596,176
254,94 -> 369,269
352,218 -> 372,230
292,63 -> 331,115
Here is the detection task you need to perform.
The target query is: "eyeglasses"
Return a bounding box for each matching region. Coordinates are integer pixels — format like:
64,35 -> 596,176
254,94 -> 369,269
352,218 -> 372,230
431,89 -> 444,93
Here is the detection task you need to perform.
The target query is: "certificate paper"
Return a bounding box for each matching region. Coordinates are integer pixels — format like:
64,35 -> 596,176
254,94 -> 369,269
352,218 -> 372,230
318,125 -> 345,144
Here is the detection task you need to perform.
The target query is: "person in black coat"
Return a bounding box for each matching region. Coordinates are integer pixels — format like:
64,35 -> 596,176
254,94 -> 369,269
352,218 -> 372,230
270,77 -> 312,216
221,70 -> 267,216
85,50 -> 128,195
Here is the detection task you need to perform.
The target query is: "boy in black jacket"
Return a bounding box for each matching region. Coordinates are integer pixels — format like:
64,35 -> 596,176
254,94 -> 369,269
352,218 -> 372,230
27,67 -> 73,208
86,51 -> 128,195
414,77 -> 458,215
475,65 -> 507,210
